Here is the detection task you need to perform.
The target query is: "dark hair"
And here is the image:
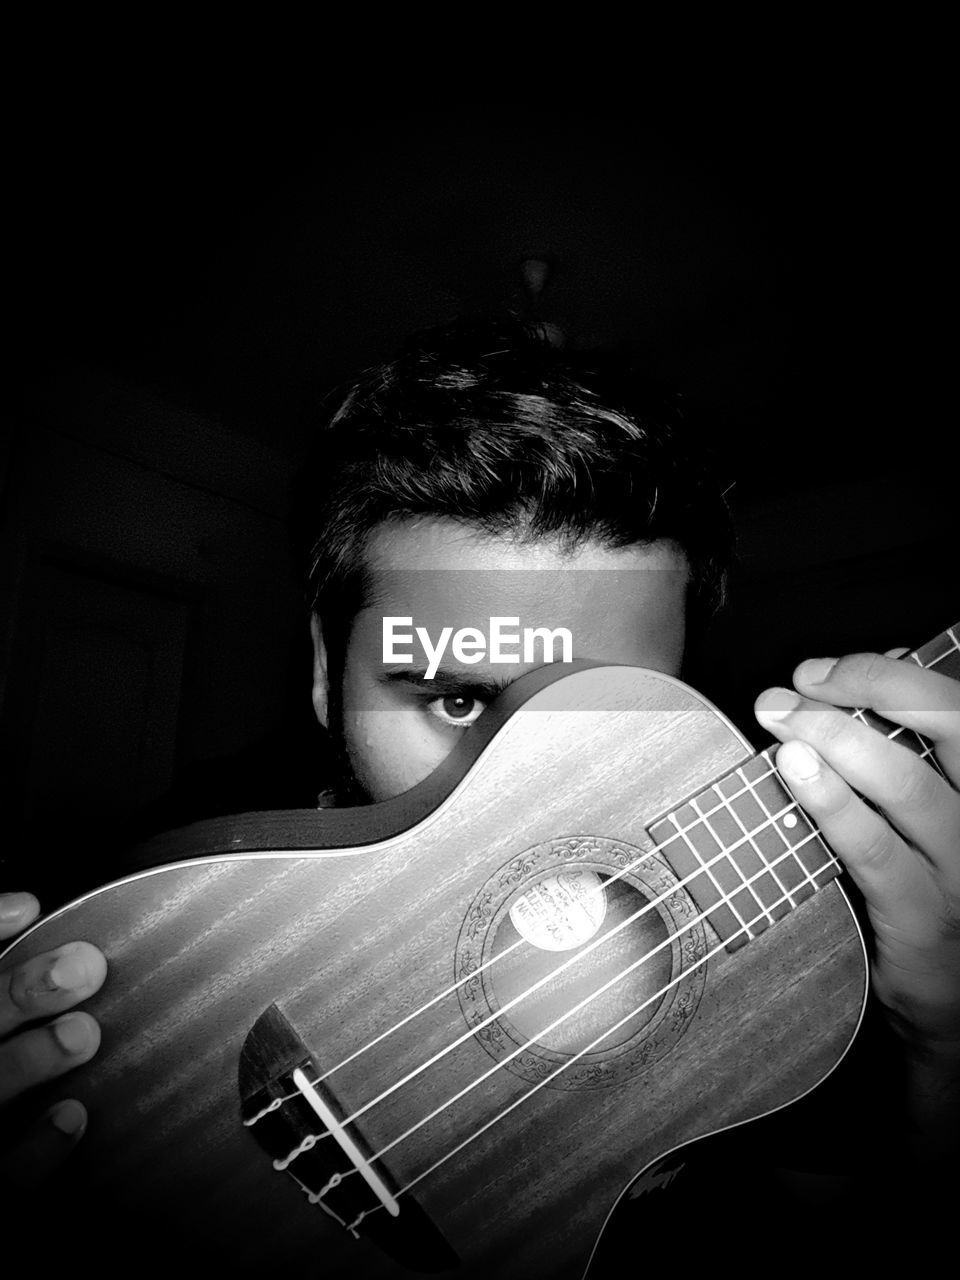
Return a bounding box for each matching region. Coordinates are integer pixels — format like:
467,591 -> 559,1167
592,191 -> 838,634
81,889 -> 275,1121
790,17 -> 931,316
293,317 -> 733,649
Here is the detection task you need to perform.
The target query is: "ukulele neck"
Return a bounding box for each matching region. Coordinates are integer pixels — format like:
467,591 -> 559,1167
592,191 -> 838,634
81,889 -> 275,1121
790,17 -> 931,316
650,621 -> 960,954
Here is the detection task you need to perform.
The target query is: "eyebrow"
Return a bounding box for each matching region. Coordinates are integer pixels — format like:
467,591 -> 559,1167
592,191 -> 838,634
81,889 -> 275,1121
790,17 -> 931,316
380,666 -> 516,699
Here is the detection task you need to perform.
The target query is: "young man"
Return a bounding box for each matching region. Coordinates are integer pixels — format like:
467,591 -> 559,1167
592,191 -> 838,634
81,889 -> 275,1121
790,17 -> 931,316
2,321 -> 958,1245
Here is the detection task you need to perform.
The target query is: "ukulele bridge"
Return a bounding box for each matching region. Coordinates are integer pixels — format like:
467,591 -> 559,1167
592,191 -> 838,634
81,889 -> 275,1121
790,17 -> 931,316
238,1004 -> 457,1272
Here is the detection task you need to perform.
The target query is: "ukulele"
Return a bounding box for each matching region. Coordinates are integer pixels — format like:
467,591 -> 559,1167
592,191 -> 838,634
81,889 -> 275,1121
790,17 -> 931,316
3,624 -> 958,1278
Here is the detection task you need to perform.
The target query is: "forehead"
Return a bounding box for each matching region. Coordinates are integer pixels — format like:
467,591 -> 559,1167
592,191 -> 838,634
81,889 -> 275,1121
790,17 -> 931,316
353,517 -> 688,668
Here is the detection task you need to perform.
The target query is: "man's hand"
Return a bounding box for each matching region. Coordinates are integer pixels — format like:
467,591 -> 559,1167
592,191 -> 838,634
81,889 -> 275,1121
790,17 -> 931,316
754,650 -> 960,1155
0,892 -> 106,1185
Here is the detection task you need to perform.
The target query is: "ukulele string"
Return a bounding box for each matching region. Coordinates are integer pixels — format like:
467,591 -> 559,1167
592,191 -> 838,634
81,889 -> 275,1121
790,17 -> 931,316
397,881 -> 825,1200
245,754 -> 811,1132
300,636 -> 949,1102
354,638 -> 954,1193
268,637 -> 955,1224
359,830 -> 832,1165
305,756 -> 799,1088
326,796 -> 830,1141
353,642 -> 956,1206
274,819 -> 833,1186
345,868 -> 834,1231
264,641 -> 949,1146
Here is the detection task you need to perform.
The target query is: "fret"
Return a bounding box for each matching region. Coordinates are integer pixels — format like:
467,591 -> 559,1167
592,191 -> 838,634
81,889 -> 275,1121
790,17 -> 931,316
656,811 -> 753,946
689,792 -> 771,930
734,754 -> 830,900
849,707 -> 940,772
911,623 -> 960,682
715,827 -> 783,911
712,777 -> 795,920
843,624 -> 960,776
735,755 -> 830,884
716,772 -> 767,831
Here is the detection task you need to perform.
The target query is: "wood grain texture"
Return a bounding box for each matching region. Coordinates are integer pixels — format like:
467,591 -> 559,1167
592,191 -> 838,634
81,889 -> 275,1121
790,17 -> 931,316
2,665 -> 867,1279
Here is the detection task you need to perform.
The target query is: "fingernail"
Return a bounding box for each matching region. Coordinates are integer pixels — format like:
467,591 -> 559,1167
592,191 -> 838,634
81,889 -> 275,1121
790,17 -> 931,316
0,893 -> 33,922
49,1099 -> 87,1137
756,688 -> 801,720
46,948 -> 89,993
51,1013 -> 92,1055
795,657 -> 838,684
779,740 -> 821,781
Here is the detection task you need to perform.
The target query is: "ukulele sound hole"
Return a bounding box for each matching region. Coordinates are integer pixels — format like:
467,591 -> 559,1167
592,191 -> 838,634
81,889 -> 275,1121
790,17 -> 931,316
456,837 -> 707,1088
491,872 -> 671,1055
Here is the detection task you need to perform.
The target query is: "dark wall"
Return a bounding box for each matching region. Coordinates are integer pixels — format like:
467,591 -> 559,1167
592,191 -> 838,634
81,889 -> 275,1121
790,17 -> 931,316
4,103 -> 953,902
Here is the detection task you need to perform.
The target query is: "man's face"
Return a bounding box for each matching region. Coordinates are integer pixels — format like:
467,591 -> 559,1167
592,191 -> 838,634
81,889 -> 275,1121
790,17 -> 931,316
311,518 -> 689,802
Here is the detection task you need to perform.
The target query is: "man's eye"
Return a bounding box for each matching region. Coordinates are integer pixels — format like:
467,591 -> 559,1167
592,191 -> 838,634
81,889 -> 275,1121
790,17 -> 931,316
426,694 -> 487,728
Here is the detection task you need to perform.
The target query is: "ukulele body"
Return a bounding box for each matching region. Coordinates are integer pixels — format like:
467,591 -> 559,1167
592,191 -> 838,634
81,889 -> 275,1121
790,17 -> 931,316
2,664 -> 867,1278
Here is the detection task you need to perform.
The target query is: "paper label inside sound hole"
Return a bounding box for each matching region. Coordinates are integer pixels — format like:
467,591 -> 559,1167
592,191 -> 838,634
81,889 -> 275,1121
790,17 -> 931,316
509,870 -> 607,951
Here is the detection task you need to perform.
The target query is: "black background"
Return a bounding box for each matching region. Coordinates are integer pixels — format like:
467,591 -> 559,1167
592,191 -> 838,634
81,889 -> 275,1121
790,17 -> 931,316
4,68 -> 954,895
1,46 -> 956,1267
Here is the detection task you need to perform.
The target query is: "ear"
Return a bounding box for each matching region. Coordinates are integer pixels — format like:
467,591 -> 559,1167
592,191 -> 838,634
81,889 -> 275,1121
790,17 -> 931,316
309,614 -> 330,727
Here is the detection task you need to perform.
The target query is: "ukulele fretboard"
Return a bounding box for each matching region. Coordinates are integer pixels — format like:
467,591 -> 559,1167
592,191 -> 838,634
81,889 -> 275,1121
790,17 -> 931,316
648,749 -> 837,951
649,621 -> 959,953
